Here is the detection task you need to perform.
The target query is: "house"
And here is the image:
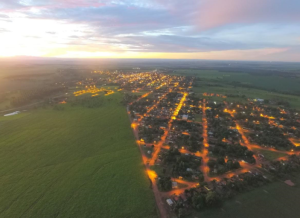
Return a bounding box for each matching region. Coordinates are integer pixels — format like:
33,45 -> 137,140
4,111 -> 20,117
172,181 -> 178,189
204,186 -> 211,191
180,194 -> 187,202
166,199 -> 174,206
254,98 -> 264,103
284,180 -> 295,186
173,195 -> 180,202
182,115 -> 188,120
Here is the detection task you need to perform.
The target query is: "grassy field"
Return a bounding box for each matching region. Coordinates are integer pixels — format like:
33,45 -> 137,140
172,69 -> 300,108
253,149 -> 288,161
174,69 -> 300,93
0,93 -> 157,218
194,175 -> 300,218
193,82 -> 300,109
194,114 -> 202,122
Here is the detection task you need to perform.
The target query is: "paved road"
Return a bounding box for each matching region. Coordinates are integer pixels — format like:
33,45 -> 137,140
128,109 -> 169,218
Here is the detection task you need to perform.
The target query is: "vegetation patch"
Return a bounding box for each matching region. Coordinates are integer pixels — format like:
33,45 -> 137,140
0,93 -> 157,218
253,149 -> 288,161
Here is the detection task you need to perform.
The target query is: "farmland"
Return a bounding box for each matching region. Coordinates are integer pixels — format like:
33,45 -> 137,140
192,81 -> 300,109
174,69 -> 300,95
174,69 -> 300,90
0,93 -> 157,218
193,84 -> 300,108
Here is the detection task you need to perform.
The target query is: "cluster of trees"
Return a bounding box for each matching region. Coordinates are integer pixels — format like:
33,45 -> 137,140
235,113 -> 268,125
121,93 -> 138,105
158,92 -> 180,108
208,142 -> 256,163
138,118 -> 168,143
161,148 -> 202,179
262,155 -> 300,178
174,133 -> 203,152
207,157 -> 241,175
173,120 -> 202,132
211,125 -> 240,142
69,96 -> 104,108
248,125 -> 294,150
53,104 -> 65,111
207,107 -> 241,143
139,126 -> 164,143
226,172 -> 269,191
128,96 -> 154,114
191,190 -> 221,210
171,120 -> 203,152
10,87 -> 67,107
173,171 -> 270,217
0,94 -> 6,104
157,175 -> 172,191
178,96 -> 202,117
226,94 -> 246,98
275,100 -> 290,107
172,189 -> 221,217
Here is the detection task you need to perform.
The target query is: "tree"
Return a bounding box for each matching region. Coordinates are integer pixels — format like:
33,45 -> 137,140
207,159 -> 217,169
198,174 -> 204,183
217,157 -> 225,165
192,194 -> 206,210
205,191 -> 221,207
157,176 -> 172,191
178,208 -> 185,218
233,161 -> 241,169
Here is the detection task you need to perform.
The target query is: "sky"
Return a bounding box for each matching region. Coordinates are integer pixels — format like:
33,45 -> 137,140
0,0 -> 299,61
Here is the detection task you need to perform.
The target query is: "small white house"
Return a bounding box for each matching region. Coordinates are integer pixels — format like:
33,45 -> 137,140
166,199 -> 174,206
182,115 -> 188,120
4,111 -> 20,117
172,181 -> 178,189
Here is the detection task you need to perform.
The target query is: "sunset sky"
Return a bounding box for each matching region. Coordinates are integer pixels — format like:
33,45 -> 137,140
0,0 -> 299,61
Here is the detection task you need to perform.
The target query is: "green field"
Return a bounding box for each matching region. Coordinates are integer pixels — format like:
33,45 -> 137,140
195,175 -> 300,218
174,69 -> 300,94
0,93 -> 157,218
194,114 -> 202,122
173,69 -> 300,108
193,82 -> 300,109
253,149 -> 288,161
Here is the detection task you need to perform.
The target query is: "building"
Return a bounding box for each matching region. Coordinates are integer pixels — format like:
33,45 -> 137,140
182,115 -> 188,120
172,181 -> 178,189
4,111 -> 20,117
166,199 -> 174,206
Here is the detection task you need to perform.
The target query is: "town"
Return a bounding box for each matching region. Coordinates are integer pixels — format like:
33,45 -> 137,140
73,70 -> 300,218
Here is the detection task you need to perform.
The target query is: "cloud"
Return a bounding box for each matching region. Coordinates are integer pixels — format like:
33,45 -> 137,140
0,14 -> 9,18
196,0 -> 300,29
0,28 -> 9,33
0,0 -> 299,61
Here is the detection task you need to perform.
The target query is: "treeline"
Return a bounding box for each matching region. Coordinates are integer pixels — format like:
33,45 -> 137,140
0,94 -> 6,104
121,93 -> 139,105
69,96 -> 105,108
173,171 -> 270,217
228,81 -> 300,96
208,142 -> 256,164
161,148 -> 203,181
10,87 -> 67,107
5,73 -> 53,80
207,157 -> 241,175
